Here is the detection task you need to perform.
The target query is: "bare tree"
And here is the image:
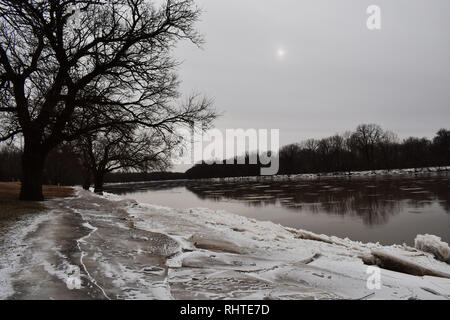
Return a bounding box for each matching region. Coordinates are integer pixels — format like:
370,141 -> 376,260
401,137 -> 432,169
75,127 -> 174,193
378,130 -> 399,170
0,0 -> 215,200
279,143 -> 302,174
350,124 -> 384,166
433,129 -> 450,166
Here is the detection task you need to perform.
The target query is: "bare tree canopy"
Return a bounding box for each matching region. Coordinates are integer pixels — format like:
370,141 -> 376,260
75,126 -> 175,193
0,0 -> 216,200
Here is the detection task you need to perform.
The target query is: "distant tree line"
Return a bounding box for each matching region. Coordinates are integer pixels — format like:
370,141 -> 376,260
1,124 -> 449,184
0,144 -> 83,185
0,143 -> 186,186
186,125 -> 450,179
104,171 -> 186,183
278,125 -> 449,174
185,154 -> 263,178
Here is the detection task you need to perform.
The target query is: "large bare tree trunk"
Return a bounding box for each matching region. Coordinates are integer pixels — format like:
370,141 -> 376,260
93,171 -> 105,194
20,139 -> 46,201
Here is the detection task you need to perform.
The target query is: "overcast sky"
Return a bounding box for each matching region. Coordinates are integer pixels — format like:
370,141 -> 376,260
174,0 -> 450,147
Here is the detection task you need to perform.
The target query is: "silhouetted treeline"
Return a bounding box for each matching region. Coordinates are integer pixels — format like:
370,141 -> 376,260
1,125 -> 449,184
186,154 -> 263,179
0,145 -> 86,185
0,145 -> 185,185
104,172 -> 186,183
186,125 -> 450,178
278,126 -> 449,174
0,145 -> 21,181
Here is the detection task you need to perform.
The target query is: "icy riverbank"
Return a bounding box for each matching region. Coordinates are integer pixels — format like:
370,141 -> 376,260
102,166 -> 450,187
1,188 -> 449,300
194,166 -> 450,183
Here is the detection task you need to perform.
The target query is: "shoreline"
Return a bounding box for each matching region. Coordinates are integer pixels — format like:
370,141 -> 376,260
1,187 -> 449,300
103,166 -> 450,187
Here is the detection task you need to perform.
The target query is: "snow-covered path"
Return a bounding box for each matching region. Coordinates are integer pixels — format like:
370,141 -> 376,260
1,188 -> 449,300
0,191 -> 178,299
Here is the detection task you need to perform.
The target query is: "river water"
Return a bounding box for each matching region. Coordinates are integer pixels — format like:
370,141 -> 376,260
104,173 -> 450,246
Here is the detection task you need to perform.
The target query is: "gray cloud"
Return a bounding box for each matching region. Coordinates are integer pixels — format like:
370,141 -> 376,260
175,0 -> 450,146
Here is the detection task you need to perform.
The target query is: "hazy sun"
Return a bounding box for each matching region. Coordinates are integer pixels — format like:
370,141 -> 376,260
277,48 -> 286,58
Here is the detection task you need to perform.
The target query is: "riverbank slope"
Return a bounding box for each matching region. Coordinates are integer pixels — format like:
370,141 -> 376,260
1,188 -> 449,299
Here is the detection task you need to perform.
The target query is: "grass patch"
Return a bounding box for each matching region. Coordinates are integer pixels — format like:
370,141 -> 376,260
0,182 -> 74,221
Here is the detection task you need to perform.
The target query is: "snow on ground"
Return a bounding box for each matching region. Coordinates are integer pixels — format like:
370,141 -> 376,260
0,211 -> 54,299
1,188 -> 449,300
192,166 -> 450,183
415,234 -> 450,264
101,166 -> 450,187
103,190 -> 450,300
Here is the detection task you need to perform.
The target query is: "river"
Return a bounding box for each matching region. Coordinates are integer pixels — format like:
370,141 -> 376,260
104,173 -> 450,246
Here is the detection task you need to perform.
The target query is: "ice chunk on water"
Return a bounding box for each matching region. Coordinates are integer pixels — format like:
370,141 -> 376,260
415,234 -> 450,264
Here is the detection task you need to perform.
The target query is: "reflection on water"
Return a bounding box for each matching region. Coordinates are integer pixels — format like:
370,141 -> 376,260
187,176 -> 450,225
105,173 -> 450,245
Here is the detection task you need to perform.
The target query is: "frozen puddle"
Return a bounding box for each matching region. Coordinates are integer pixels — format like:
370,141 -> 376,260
1,188 -> 449,300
